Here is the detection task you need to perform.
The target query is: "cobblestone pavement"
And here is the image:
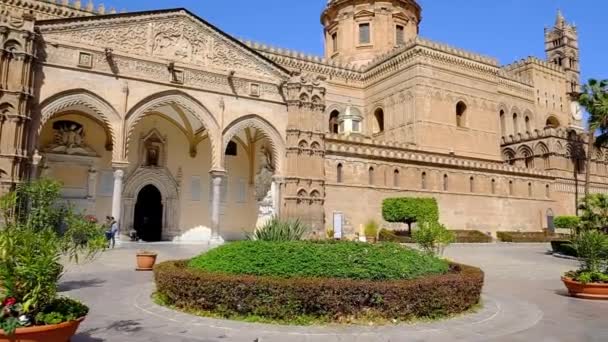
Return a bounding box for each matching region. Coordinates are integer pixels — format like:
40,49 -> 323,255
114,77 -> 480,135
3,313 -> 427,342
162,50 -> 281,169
61,243 -> 607,342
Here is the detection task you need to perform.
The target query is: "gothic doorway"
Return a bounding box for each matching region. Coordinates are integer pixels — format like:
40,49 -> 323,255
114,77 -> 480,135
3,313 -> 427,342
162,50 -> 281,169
134,184 -> 163,242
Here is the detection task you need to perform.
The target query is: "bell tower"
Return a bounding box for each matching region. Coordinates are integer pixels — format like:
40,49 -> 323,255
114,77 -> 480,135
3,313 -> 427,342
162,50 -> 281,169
321,0 -> 422,67
545,10 -> 580,94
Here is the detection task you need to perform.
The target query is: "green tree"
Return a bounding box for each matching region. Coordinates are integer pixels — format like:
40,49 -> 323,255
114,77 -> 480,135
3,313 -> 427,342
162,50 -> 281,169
382,198 -> 439,234
578,79 -> 608,198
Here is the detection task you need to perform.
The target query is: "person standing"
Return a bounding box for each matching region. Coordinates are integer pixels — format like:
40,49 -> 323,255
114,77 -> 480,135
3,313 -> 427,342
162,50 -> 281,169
109,217 -> 119,249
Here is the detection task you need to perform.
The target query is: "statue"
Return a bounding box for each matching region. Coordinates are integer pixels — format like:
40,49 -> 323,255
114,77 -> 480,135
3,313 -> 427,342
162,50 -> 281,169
46,121 -> 96,156
254,145 -> 276,228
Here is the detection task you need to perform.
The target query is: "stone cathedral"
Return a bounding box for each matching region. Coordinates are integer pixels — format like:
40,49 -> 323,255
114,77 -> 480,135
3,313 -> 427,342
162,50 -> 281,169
0,0 -> 601,242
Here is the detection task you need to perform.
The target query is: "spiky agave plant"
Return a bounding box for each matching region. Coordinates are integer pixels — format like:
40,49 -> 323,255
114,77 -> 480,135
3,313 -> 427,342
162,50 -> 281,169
247,216 -> 309,241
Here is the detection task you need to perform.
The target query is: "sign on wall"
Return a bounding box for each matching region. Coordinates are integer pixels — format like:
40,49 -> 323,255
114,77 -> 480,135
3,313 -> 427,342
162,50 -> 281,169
98,170 -> 114,197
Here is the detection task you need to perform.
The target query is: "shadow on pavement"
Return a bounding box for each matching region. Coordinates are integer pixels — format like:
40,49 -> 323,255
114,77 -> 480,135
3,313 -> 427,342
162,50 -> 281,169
59,278 -> 106,291
72,320 -> 143,341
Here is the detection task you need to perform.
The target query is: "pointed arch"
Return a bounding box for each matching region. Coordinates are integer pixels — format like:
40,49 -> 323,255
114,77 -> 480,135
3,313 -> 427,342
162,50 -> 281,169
38,89 -> 121,159
222,114 -> 286,176
126,90 -> 220,167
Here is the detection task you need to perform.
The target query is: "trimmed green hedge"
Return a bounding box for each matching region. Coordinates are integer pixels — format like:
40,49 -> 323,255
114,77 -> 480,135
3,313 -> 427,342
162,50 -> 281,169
382,198 -> 439,228
155,260 -> 484,322
554,216 -> 580,229
497,231 -> 568,243
379,229 -> 492,243
188,241 -> 448,281
451,230 -> 493,243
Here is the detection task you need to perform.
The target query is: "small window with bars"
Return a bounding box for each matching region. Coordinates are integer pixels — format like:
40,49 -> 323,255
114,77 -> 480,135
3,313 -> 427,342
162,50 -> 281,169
359,23 -> 370,44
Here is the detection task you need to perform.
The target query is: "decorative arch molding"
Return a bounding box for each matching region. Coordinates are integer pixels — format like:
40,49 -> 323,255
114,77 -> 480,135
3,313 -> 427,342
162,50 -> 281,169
516,145 -> 534,158
37,89 -> 121,159
125,90 -> 221,167
122,167 -> 180,241
326,104 -> 345,115
534,142 -> 550,156
222,114 -> 286,175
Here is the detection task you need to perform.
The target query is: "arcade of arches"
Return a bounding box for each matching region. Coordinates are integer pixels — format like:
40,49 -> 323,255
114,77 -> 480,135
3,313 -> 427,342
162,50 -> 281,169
1,2 -> 607,241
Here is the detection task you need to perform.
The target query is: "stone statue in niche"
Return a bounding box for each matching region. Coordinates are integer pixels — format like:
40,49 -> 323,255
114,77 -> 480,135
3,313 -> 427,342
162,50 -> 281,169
255,145 -> 275,228
46,120 -> 97,156
146,146 -> 160,167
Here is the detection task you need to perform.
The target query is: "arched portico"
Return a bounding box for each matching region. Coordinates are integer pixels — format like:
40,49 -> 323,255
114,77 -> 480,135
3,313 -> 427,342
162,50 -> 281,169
122,167 -> 180,241
37,89 -> 121,160
125,90 -> 221,169
218,115 -> 287,239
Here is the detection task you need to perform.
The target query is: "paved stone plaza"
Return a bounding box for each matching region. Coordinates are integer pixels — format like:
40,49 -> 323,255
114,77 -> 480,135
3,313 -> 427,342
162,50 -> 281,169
62,243 -> 607,342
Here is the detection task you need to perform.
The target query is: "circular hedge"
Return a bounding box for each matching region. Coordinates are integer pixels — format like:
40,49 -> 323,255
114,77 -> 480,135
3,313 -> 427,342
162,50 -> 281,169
154,242 -> 484,323
188,241 -> 450,280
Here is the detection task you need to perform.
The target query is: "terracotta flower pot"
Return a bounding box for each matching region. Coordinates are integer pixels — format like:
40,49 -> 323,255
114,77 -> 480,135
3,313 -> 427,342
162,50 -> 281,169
562,277 -> 608,300
136,252 -> 158,271
0,317 -> 84,342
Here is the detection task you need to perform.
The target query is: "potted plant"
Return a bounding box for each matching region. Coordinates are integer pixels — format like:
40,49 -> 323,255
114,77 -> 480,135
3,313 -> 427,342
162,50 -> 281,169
561,230 -> 608,300
136,250 -> 158,271
0,180 -> 106,341
364,220 -> 379,244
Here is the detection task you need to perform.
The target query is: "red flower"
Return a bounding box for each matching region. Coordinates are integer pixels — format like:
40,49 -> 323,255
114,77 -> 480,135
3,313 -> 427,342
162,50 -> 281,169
2,297 -> 16,307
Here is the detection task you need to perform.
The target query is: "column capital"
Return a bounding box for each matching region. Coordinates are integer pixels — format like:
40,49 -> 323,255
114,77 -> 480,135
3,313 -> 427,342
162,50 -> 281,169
113,169 -> 125,179
209,169 -> 227,178
111,161 -> 129,169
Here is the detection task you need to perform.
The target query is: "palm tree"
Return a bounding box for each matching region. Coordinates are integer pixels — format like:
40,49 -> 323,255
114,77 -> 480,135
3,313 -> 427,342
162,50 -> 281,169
578,79 -> 608,198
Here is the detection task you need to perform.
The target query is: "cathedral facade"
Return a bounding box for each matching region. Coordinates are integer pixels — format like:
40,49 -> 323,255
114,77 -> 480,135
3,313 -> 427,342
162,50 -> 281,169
0,0 -> 602,242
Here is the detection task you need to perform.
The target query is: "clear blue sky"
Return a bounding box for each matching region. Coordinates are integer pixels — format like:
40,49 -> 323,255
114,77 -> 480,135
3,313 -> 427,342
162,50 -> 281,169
120,0 -> 604,83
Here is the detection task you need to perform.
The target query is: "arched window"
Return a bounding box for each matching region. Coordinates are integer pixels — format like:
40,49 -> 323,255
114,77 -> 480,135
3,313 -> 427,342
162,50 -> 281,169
368,167 -> 375,185
545,184 -> 550,198
469,176 -> 475,193
337,163 -> 343,183
528,183 -> 533,197
329,110 -> 340,134
525,116 -> 531,133
500,110 -> 506,136
509,180 -> 514,196
545,116 -> 560,128
491,179 -> 496,194
456,101 -> 467,128
421,172 -> 427,190
443,174 -> 448,191
513,113 -> 519,135
393,169 -> 400,187
373,108 -> 385,134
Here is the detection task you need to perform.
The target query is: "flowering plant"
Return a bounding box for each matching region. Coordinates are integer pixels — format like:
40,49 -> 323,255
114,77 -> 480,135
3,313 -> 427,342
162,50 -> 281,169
0,180 -> 104,335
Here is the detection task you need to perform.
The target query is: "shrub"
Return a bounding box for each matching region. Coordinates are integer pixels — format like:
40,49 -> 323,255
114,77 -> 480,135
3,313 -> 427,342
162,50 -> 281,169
247,216 -> 309,241
155,260 -> 484,323
382,198 -> 439,233
325,228 -> 335,240
188,241 -> 449,281
451,230 -> 492,243
363,220 -> 379,238
554,216 -> 581,230
413,222 -> 455,256
569,230 -> 608,274
378,229 -> 413,243
578,194 -> 608,232
497,231 -> 567,243
0,179 -> 105,335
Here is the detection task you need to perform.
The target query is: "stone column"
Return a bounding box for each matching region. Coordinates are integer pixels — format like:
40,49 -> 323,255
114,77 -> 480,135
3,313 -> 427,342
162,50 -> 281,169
111,169 -> 124,226
209,170 -> 226,245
